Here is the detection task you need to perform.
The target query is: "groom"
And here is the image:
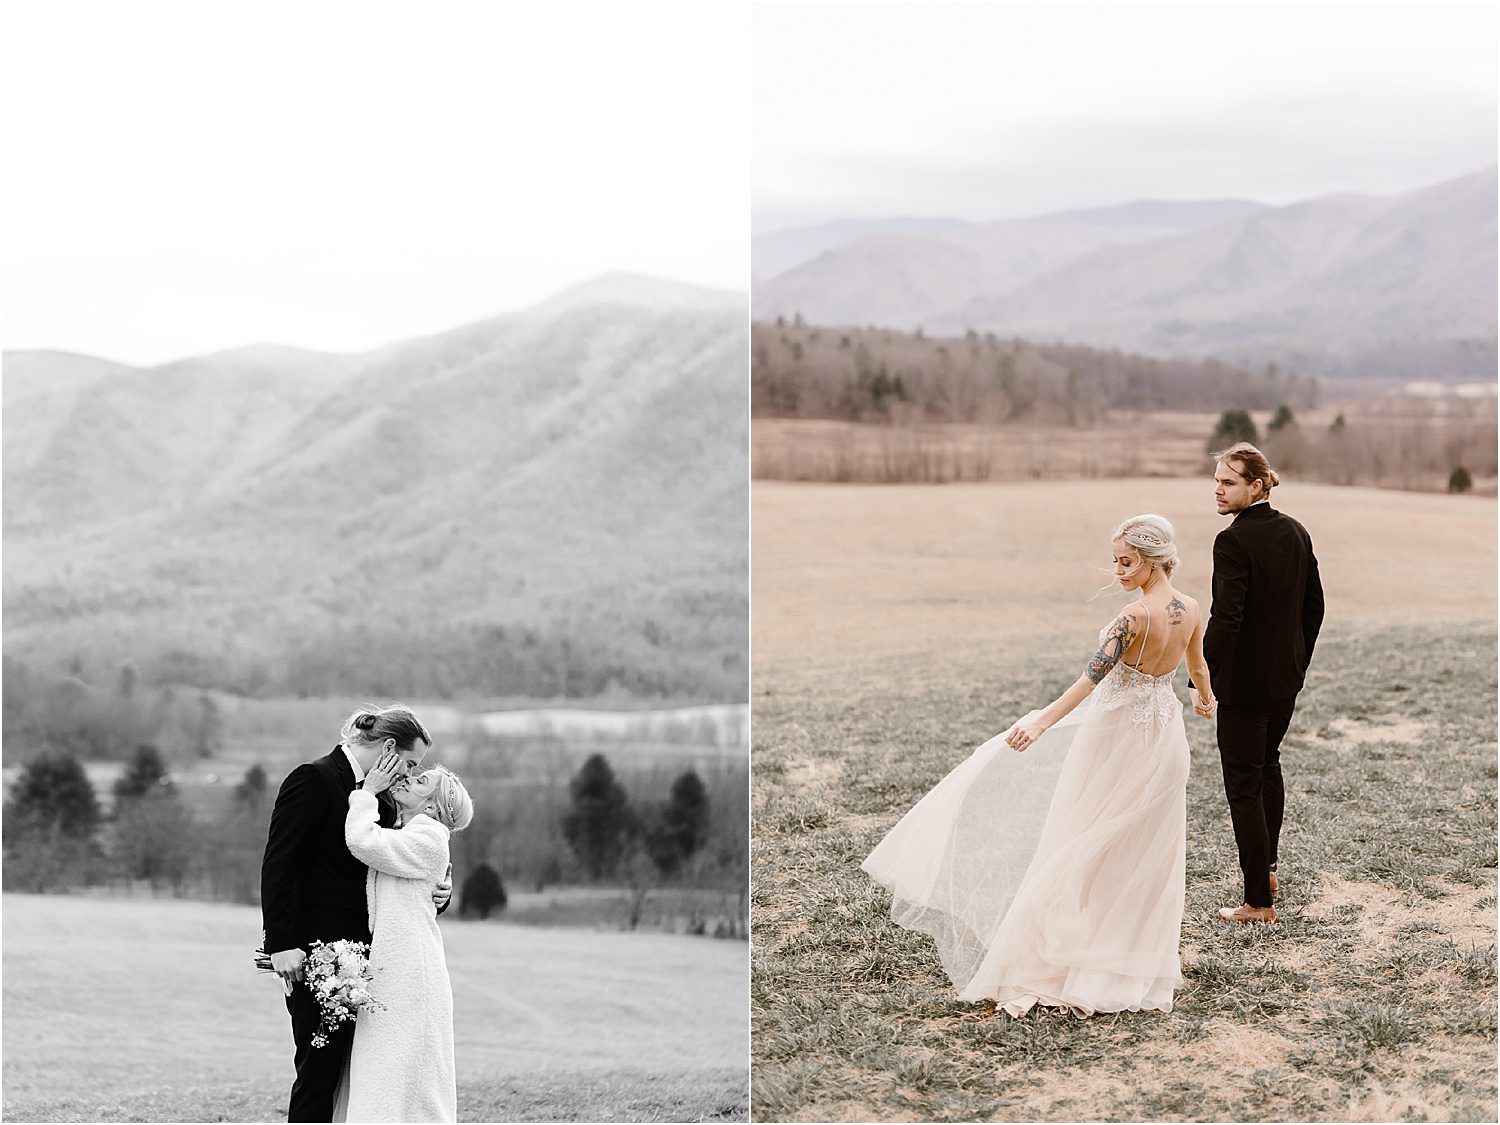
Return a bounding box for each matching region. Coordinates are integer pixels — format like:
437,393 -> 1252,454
1190,442 -> 1324,924
261,708 -> 452,1122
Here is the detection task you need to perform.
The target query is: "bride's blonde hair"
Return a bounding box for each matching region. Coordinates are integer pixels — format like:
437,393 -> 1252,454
424,766 -> 474,832
1112,514 -> 1180,576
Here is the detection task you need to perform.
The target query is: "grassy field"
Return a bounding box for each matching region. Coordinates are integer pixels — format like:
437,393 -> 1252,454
1,895 -> 747,1122
751,479 -> 1497,1122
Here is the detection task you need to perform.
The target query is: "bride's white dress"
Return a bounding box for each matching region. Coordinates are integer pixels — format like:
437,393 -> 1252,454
333,790 -> 457,1122
862,625 -> 1190,1016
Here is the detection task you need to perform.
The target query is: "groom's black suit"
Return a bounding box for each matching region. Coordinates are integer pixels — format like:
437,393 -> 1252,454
261,748 -> 398,1123
1203,501 -> 1324,909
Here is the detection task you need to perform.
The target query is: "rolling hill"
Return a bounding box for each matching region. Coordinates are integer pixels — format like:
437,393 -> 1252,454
754,168 -> 1497,377
2,274 -> 749,701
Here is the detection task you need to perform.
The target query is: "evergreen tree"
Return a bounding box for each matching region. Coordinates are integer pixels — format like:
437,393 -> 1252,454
5,753 -> 101,839
114,744 -> 173,802
1207,408 -> 1259,452
2,753 -> 103,891
459,863 -> 508,919
1449,466 -> 1474,493
1267,403 -> 1297,432
646,770 -> 711,877
235,763 -> 268,807
561,754 -> 633,879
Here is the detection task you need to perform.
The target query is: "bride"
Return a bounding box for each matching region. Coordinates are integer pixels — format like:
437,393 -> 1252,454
862,514 -> 1215,1017
335,750 -> 474,1121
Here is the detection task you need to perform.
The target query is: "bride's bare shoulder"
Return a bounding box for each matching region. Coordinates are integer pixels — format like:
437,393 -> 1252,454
1164,589 -> 1200,624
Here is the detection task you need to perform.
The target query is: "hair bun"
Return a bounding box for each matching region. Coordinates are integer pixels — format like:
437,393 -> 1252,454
354,713 -> 377,731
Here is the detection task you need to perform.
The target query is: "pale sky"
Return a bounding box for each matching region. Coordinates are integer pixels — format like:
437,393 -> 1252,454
754,0 -> 1498,233
1,1 -> 749,366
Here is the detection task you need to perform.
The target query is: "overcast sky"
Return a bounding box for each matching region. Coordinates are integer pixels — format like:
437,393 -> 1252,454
2,1 -> 748,366
754,0 -> 1497,233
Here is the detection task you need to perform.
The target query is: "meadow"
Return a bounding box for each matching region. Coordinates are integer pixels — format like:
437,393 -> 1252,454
750,479 -> 1497,1122
1,894 -> 748,1122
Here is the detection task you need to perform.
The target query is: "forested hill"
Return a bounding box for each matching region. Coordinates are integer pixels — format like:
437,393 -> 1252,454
754,167 -> 1497,379
751,321 -> 1319,425
3,275 -> 748,702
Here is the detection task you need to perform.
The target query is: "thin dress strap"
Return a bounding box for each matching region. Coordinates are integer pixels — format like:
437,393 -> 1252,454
1130,605 -> 1150,671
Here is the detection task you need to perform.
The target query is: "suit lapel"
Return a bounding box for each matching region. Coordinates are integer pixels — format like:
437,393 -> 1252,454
326,746 -> 356,792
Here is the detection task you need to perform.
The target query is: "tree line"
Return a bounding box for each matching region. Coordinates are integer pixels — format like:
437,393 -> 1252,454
3,655 -> 222,767
1209,403 -> 1496,493
3,741 -> 747,936
6,597 -> 746,706
752,321 -> 1320,423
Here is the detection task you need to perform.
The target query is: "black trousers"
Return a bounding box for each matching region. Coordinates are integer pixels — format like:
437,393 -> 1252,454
1216,695 -> 1297,909
285,975 -> 356,1122
283,910 -> 372,1123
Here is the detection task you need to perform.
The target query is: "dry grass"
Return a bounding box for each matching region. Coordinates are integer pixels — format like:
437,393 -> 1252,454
2,894 -> 748,1122
752,478 -> 1496,692
750,478 -> 1497,1122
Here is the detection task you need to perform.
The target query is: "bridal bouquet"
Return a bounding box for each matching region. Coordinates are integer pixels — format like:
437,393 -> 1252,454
254,938 -> 386,1047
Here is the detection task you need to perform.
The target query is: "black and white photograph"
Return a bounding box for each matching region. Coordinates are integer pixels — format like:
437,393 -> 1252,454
2,2 -> 749,1122
751,2 -> 1497,1121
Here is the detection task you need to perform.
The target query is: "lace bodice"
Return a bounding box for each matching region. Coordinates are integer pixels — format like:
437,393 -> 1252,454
1093,623 -> 1179,729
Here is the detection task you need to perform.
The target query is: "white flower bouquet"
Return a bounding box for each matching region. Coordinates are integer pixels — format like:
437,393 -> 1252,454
255,937 -> 387,1047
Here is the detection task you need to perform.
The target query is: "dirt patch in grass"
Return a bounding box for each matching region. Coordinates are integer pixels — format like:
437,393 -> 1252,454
1327,716 -> 1431,744
786,757 -> 844,789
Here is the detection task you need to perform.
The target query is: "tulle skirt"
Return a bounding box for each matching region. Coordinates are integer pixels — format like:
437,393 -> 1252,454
862,666 -> 1190,1017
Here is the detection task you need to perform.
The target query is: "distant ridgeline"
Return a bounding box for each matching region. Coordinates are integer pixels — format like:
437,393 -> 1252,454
753,168 -> 1498,381
752,321 -> 1321,424
2,275 -> 749,706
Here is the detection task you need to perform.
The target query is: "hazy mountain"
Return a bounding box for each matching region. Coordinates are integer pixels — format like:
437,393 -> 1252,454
753,169 -> 1496,377
942,167 -> 1497,376
752,217 -> 976,281
752,198 -> 1265,328
1028,199 -> 1265,229
754,223 -> 1176,328
3,276 -> 748,700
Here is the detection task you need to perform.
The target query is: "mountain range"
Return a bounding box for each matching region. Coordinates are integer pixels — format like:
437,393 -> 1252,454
3,273 -> 748,701
753,168 -> 1497,377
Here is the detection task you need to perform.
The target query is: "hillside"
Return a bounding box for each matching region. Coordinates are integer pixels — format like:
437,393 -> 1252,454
753,169 -> 1497,378
2,275 -> 749,701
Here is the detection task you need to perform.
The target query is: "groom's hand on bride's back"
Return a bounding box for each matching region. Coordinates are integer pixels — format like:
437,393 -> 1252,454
270,947 -> 307,983
432,863 -> 453,911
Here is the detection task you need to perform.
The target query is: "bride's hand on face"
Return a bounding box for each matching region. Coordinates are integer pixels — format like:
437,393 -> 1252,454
1005,717 -> 1047,752
364,749 -> 404,793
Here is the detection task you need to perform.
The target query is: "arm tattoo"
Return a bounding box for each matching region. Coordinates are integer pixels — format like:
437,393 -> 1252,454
1166,597 -> 1186,625
1086,614 -> 1138,684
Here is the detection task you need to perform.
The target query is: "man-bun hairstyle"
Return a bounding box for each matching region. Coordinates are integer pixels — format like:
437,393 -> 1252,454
1213,441 -> 1280,494
340,704 -> 432,751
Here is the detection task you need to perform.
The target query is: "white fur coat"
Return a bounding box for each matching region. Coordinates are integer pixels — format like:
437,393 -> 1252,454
336,789 -> 456,1123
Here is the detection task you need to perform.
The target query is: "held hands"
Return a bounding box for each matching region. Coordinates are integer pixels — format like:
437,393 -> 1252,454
432,862 -> 453,911
363,748 -> 404,794
1005,717 -> 1048,753
1190,687 -> 1218,719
